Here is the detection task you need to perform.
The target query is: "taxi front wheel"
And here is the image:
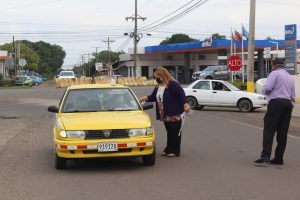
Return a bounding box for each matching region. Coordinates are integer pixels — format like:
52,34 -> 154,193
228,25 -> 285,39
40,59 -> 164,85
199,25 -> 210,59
142,148 -> 156,166
55,154 -> 67,169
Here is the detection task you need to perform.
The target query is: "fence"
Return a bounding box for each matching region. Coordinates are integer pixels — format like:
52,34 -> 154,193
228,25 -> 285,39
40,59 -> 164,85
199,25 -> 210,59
55,77 -> 157,88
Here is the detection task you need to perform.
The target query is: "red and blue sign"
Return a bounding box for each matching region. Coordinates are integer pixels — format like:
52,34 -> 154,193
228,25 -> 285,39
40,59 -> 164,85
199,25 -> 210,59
285,24 -> 297,40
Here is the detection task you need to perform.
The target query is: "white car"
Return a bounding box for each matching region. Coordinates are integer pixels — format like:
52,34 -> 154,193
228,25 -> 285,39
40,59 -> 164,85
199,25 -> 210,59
184,80 -> 267,112
58,71 -> 75,79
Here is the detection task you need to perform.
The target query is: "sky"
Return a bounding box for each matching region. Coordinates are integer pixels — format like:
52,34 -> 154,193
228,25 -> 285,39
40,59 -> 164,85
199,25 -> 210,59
0,0 -> 300,69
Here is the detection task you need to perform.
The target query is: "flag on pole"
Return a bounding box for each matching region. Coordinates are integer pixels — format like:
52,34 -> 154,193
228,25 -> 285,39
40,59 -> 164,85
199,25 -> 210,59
231,30 -> 236,41
234,30 -> 243,42
242,25 -> 249,40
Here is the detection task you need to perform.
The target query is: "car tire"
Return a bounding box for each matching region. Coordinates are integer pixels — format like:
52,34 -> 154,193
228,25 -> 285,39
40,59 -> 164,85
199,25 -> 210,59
143,148 -> 156,166
196,105 -> 204,110
187,96 -> 198,110
55,154 -> 67,169
34,82 -> 39,86
238,99 -> 253,112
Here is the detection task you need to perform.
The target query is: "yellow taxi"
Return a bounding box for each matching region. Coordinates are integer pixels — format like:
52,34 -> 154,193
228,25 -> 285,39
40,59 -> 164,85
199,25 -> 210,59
48,84 -> 155,169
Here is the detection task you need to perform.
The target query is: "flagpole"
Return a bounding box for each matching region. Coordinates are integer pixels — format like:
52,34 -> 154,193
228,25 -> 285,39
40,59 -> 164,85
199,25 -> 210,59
230,27 -> 233,56
242,24 -> 245,83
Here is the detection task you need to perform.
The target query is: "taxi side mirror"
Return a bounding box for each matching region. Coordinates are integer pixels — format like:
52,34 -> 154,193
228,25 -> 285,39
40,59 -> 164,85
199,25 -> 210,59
48,106 -> 59,113
142,102 -> 153,110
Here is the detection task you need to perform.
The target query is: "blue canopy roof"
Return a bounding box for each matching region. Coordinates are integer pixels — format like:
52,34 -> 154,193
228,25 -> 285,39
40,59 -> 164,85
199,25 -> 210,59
145,39 -> 300,54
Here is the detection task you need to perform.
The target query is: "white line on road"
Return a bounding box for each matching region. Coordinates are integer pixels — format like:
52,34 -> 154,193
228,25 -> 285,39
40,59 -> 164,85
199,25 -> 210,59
227,119 -> 300,140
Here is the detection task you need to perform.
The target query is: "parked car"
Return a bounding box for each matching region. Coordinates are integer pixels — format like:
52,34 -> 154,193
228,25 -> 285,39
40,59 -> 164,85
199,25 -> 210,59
184,79 -> 267,112
58,71 -> 75,79
14,76 -> 33,86
192,66 -> 259,82
255,78 -> 267,94
48,84 -> 155,169
30,75 -> 43,86
192,66 -> 229,81
112,74 -> 123,78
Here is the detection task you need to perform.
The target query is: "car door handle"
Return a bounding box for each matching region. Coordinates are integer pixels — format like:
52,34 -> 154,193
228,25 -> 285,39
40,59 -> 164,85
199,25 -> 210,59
213,91 -> 217,93
192,90 -> 197,92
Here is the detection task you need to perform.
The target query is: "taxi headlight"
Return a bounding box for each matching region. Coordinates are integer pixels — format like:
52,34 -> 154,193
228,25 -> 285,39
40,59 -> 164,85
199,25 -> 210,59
59,130 -> 67,138
65,131 -> 86,138
129,128 -> 153,137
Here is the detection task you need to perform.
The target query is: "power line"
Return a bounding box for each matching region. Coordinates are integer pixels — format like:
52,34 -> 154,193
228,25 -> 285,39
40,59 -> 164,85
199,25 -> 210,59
0,0 -> 62,12
140,0 -> 195,30
142,0 -> 210,32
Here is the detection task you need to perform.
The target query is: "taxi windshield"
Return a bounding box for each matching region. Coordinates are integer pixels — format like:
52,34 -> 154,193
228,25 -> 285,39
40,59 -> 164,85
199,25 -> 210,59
62,88 -> 140,113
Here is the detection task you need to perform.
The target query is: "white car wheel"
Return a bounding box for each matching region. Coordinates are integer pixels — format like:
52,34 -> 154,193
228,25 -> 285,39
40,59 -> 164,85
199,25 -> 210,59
238,99 -> 253,112
187,96 -> 198,110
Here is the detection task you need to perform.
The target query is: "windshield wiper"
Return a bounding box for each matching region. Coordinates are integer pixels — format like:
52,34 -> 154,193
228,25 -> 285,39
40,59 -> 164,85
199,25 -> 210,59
108,108 -> 138,111
64,110 -> 99,113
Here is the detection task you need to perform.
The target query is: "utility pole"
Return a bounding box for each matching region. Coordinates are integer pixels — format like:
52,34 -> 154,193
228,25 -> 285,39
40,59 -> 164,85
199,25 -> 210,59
81,55 -> 85,77
247,0 -> 256,93
18,41 -> 21,74
92,46 -> 101,63
88,53 -> 90,77
102,37 -> 115,75
125,0 -> 146,77
12,36 -> 17,78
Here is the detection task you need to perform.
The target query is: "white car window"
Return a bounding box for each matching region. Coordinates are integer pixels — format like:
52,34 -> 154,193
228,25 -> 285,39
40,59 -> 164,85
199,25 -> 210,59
192,81 -> 210,90
212,81 -> 230,91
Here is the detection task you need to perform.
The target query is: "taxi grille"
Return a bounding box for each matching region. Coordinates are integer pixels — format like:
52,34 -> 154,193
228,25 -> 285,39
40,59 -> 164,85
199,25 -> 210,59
85,129 -> 129,139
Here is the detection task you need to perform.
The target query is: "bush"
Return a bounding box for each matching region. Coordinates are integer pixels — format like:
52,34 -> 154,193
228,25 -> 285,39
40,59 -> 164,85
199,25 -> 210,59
0,79 -> 14,87
230,80 -> 247,91
0,73 -> 3,82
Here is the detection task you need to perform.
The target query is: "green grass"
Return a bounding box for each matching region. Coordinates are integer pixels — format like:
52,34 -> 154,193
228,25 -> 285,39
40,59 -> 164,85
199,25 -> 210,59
0,85 -> 33,89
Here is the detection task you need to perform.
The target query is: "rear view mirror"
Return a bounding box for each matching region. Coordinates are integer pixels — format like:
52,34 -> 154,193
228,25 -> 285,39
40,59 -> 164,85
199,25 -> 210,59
48,106 -> 59,113
142,102 -> 153,110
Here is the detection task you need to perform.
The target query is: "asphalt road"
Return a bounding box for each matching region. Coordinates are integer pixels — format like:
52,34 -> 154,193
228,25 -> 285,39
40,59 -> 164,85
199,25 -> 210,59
1,87 -> 300,200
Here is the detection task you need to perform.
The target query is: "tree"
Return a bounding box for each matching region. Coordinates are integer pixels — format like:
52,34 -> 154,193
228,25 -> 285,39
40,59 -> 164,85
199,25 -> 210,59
0,42 -> 40,71
160,34 -> 198,45
0,40 -> 66,77
265,36 -> 275,40
212,33 -> 226,40
78,50 -> 124,77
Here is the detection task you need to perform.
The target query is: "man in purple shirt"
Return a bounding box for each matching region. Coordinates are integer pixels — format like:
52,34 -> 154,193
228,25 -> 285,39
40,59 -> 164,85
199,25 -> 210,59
254,58 -> 295,165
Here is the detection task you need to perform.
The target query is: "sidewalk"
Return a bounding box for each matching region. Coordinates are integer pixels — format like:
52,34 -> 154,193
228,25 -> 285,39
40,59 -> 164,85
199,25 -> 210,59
292,101 -> 300,118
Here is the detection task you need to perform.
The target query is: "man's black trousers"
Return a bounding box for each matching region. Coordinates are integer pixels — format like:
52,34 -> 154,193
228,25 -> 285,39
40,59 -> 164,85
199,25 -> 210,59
261,98 -> 293,160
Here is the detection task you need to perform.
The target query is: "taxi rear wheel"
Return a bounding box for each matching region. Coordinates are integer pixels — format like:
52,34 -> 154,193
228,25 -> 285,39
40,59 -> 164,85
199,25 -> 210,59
55,154 -> 67,169
142,148 -> 156,166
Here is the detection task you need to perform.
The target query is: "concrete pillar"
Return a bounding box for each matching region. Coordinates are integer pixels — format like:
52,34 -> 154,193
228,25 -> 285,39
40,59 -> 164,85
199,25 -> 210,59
184,53 -> 191,84
257,49 -> 265,79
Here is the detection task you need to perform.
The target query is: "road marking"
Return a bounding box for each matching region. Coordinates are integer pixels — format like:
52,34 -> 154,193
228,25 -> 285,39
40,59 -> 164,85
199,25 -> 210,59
227,119 -> 263,130
227,119 -> 300,140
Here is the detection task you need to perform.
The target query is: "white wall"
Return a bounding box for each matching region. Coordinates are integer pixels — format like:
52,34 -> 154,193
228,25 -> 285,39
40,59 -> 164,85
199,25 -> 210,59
0,51 -> 8,56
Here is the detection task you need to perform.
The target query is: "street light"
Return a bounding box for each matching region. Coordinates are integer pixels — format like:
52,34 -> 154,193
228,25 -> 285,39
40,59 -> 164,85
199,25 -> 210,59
269,41 -> 279,57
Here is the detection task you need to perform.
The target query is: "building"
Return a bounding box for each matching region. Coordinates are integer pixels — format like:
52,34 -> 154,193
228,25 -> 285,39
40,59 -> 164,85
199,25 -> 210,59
0,51 -> 13,77
118,39 -> 300,83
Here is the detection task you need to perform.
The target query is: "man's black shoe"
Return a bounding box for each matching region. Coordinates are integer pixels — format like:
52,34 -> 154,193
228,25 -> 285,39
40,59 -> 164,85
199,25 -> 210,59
254,158 -> 270,164
269,158 -> 284,165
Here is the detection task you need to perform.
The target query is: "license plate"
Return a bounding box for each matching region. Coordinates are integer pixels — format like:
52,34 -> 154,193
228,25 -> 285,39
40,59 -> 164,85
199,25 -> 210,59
97,142 -> 118,152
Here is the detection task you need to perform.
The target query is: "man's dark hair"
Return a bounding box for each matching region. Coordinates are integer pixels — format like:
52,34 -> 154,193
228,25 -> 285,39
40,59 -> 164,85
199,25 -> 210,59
271,57 -> 284,66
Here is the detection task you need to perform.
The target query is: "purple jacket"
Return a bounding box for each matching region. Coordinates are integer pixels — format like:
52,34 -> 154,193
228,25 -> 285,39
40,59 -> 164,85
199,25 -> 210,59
147,80 -> 188,120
